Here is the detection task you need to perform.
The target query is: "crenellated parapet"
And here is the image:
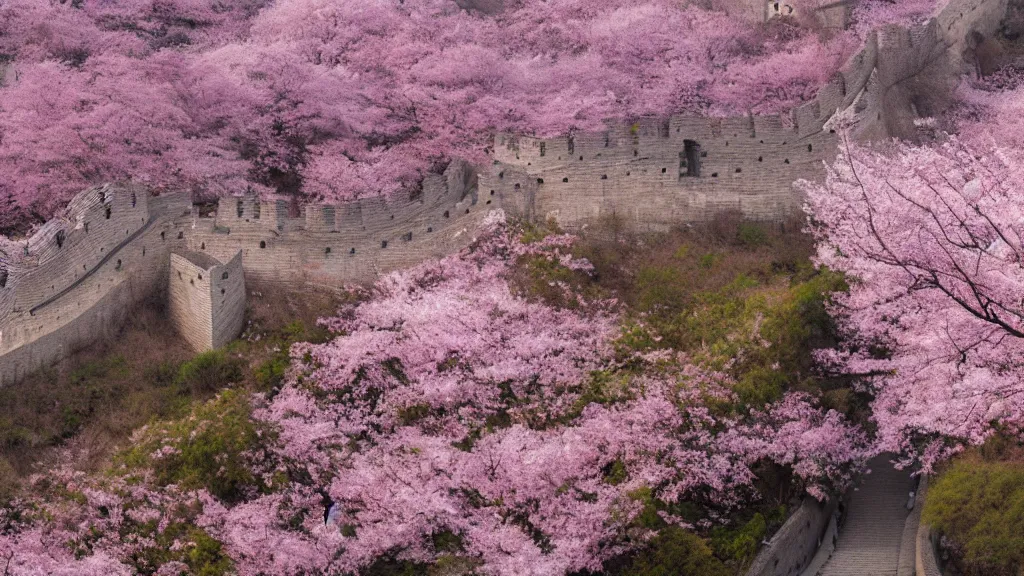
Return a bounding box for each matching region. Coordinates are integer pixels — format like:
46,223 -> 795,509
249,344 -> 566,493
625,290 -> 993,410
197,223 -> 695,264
0,161 -> 484,385
185,161 -> 484,286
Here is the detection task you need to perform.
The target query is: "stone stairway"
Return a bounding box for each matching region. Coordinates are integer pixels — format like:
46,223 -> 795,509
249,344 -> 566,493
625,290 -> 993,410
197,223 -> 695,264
816,455 -> 914,576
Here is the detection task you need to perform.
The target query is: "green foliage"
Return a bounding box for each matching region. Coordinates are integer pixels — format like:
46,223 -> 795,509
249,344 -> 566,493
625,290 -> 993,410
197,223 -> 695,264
186,529 -> 234,576
710,507 -> 787,566
736,223 -> 770,248
122,518 -> 233,576
119,389 -> 274,503
621,527 -> 730,576
613,238 -> 848,410
174,350 -> 244,395
924,437 -> 1024,576
254,354 -> 290,391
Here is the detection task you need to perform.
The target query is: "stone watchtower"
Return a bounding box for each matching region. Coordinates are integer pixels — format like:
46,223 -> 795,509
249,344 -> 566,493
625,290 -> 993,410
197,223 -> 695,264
168,249 -> 246,352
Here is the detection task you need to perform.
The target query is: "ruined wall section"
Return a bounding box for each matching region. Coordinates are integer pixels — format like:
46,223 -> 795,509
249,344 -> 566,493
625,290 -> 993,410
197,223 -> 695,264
483,115 -> 837,231
168,250 -> 245,352
0,186 -> 192,385
186,161 -> 488,286
210,251 -> 245,350
168,251 -> 216,353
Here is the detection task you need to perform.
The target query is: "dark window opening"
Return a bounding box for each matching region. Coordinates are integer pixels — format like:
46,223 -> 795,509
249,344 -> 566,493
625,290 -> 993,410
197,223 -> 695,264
403,232 -> 413,242
84,222 -> 89,233
198,273 -> 203,280
490,190 -> 495,195
200,242 -> 205,250
55,230 -> 65,249
381,240 -> 388,249
115,259 -> 122,271
784,159 -> 790,164
161,231 -> 166,241
221,288 -> 226,295
498,171 -> 504,179
253,203 -> 261,219
143,247 -> 146,256
190,279 -> 194,286
131,192 -> 137,207
105,206 -> 112,219
350,247 -> 356,255
178,271 -> 182,280
736,168 -> 742,173
514,184 -> 520,191
601,175 -> 608,180
325,247 -> 331,254
539,142 -> 546,157
683,140 -> 701,177
808,144 -> 813,152
701,151 -> 708,158
465,208 -> 470,214
259,240 -> 266,248
537,178 -> 544,184
0,267 -> 7,288
427,227 -> 433,233
661,167 -> 667,173
443,210 -> 450,218
486,200 -> 491,205
222,271 -> 229,280
562,177 -> 569,183
237,199 -> 244,218
758,156 -> 763,162
567,136 -> 575,155
711,172 -> 718,177
633,149 -> 638,157
98,191 -> 105,203
177,231 -> 184,239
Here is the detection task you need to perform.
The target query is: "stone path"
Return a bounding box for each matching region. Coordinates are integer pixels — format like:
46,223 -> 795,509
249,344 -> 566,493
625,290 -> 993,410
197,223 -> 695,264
816,455 -> 913,576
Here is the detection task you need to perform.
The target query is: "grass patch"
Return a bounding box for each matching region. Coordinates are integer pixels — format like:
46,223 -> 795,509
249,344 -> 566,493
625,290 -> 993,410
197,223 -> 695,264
119,389 -> 277,503
924,434 -> 1024,576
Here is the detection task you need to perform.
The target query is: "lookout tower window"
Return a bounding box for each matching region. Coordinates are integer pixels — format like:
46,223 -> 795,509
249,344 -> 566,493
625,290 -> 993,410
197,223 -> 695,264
682,140 -> 701,177
539,142 -> 546,157
237,199 -> 244,218
0,266 -> 7,288
253,202 -> 261,219
55,230 -> 66,249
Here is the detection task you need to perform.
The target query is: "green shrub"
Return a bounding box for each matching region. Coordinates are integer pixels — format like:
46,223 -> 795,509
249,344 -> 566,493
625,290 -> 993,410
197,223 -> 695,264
174,350 -> 244,395
622,527 -> 730,576
253,354 -> 289,391
736,223 -> 770,248
120,389 -> 273,503
710,506 -> 786,567
924,441 -> 1024,576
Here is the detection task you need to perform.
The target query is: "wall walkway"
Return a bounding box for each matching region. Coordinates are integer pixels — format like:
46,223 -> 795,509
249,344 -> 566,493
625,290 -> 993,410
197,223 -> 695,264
814,456 -> 914,576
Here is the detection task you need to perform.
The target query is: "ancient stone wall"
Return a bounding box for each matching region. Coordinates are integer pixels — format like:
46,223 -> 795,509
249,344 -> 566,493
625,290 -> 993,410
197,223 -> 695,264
745,496 -> 840,576
0,162 -> 482,384
186,162 -> 484,286
0,185 -> 192,385
482,115 -> 837,231
168,250 -> 245,352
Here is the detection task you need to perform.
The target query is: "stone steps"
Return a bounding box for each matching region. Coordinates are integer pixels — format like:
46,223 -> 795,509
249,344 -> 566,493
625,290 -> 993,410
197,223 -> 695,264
817,456 -> 913,576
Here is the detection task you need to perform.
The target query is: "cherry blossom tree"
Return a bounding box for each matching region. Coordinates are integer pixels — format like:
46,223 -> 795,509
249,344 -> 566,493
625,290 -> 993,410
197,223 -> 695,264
804,88 -> 1024,469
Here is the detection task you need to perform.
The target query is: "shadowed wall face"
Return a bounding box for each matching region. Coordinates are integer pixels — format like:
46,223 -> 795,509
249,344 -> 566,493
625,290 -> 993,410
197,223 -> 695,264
168,250 -> 245,353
